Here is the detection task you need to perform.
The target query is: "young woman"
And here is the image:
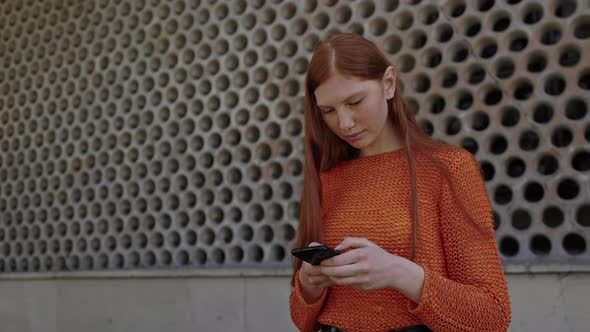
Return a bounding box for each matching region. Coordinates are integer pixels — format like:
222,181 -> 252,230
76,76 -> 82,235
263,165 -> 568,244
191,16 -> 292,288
289,33 -> 511,332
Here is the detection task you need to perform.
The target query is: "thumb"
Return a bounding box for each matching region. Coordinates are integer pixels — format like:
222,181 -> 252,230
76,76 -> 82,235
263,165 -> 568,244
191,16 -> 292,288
308,242 -> 322,247
334,237 -> 372,251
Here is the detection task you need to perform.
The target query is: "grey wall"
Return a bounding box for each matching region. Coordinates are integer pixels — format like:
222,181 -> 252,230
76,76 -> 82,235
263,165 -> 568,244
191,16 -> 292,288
0,273 -> 589,332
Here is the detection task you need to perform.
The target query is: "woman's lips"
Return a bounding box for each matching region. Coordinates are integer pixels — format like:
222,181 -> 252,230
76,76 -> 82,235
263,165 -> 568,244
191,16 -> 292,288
345,130 -> 364,142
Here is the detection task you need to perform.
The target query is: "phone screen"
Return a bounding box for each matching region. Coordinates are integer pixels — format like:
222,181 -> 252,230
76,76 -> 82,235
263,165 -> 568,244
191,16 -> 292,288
291,245 -> 340,265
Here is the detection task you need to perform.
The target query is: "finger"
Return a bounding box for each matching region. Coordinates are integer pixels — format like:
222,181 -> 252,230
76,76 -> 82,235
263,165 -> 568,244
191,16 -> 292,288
320,263 -> 366,278
301,263 -> 324,277
330,275 -> 369,287
334,237 -> 373,251
320,248 -> 366,267
308,242 -> 322,247
308,276 -> 333,287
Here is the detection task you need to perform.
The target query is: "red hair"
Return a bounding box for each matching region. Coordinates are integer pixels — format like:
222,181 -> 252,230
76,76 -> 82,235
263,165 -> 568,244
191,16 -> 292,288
293,33 -> 486,282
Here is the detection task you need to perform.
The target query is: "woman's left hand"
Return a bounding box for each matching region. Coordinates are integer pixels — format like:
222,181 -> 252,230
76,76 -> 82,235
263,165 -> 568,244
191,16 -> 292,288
319,237 -> 424,302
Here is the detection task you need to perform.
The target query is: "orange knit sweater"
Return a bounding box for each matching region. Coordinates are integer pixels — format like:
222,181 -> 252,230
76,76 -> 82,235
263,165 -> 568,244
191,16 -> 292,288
289,146 -> 511,332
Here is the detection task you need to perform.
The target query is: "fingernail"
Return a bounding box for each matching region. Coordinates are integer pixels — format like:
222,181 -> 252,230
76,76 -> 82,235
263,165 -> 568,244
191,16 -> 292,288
334,244 -> 342,251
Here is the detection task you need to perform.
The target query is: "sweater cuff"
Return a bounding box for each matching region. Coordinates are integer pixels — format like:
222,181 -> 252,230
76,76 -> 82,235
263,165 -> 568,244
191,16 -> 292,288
407,265 -> 434,316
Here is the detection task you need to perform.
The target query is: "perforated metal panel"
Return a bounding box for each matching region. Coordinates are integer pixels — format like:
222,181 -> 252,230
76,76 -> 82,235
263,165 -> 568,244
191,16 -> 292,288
0,0 -> 588,274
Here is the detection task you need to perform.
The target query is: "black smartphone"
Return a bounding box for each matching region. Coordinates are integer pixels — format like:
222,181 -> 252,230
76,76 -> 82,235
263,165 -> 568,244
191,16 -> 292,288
291,245 -> 340,266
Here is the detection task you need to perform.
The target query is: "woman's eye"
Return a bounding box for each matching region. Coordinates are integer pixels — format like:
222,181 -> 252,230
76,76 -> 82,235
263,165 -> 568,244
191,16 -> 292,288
322,108 -> 334,114
349,98 -> 363,106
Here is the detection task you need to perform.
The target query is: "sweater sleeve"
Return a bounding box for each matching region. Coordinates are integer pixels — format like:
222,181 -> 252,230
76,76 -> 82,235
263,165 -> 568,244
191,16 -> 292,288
289,269 -> 329,332
407,151 -> 512,332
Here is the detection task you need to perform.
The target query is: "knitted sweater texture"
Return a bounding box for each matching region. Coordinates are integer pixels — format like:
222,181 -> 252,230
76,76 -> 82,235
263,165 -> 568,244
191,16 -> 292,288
289,146 -> 511,332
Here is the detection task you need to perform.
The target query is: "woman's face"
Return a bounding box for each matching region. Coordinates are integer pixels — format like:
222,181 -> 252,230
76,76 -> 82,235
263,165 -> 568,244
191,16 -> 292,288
313,66 -> 400,157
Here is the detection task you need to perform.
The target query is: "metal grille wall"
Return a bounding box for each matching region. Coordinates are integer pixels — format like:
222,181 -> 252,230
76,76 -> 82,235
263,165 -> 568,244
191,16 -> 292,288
0,0 -> 588,274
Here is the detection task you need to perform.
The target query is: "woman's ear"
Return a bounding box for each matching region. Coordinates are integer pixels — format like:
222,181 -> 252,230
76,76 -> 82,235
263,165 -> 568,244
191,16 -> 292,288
383,66 -> 396,100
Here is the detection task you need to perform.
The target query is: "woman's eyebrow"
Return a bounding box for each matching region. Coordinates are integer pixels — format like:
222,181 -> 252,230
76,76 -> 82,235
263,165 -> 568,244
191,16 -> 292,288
317,91 -> 365,108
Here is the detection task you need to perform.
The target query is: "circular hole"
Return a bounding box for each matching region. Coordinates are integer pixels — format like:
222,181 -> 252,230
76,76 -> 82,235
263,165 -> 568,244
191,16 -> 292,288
530,234 -> 552,256
383,34 -> 402,54
414,74 -> 430,92
230,246 -> 244,263
565,98 -> 587,120
500,236 -> 519,257
451,43 -> 469,62
543,206 -> 564,228
441,70 -> 458,88
579,71 -> 590,90
538,154 -> 559,175
468,66 -> 486,85
511,209 -> 532,230
484,88 -> 502,105
211,248 -> 225,264
409,30 -> 427,49
572,150 -> 590,172
507,157 -> 526,177
527,52 -> 547,73
480,161 -> 495,181
248,245 -> 264,262
524,181 -> 544,203
574,16 -> 590,39
370,17 -> 388,36
479,39 -> 497,59
557,178 -> 579,200
495,58 -> 515,79
347,22 -> 364,36
312,12 -> 329,30
540,24 -> 562,45
335,5 -> 352,24
533,103 -> 553,123
576,204 -> 590,227
492,13 -> 510,32
465,16 -> 482,37
563,233 -> 586,255
461,137 -> 478,155
478,0 -> 494,12
421,5 -> 439,25
514,80 -> 533,100
555,0 -> 577,18
544,74 -> 566,96
519,130 -> 539,151
509,32 -> 528,52
423,48 -> 442,68
551,127 -> 573,147
429,95 -> 446,114
239,224 -> 254,242
437,23 -> 453,42
445,117 -> 461,135
398,54 -> 415,73
270,245 -> 285,262
420,120 -> 433,136
494,184 -> 512,205
259,225 -> 274,243
448,1 -> 466,17
395,11 -> 414,31
522,3 -> 543,24
501,106 -> 520,127
490,135 -> 508,155
559,45 -> 581,67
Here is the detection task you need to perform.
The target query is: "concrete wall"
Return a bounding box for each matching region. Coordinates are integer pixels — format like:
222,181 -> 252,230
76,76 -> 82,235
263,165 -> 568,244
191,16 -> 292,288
0,273 -> 588,332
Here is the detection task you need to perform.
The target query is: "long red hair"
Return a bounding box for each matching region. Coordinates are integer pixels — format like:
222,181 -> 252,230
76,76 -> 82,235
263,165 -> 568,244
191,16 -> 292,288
293,33 -> 485,282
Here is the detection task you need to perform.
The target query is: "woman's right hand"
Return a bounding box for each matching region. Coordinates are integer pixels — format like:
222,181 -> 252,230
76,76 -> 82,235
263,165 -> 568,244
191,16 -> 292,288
298,242 -> 334,303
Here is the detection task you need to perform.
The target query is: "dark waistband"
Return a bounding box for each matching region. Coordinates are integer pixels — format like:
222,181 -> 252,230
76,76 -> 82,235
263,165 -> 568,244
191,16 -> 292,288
319,324 -> 432,332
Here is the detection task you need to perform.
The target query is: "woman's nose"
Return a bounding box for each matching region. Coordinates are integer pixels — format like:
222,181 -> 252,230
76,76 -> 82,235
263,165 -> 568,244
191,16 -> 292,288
338,109 -> 355,131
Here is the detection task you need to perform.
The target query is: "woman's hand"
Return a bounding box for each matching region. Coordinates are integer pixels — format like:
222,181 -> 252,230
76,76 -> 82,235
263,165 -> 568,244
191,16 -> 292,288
298,242 -> 335,303
319,237 -> 425,303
